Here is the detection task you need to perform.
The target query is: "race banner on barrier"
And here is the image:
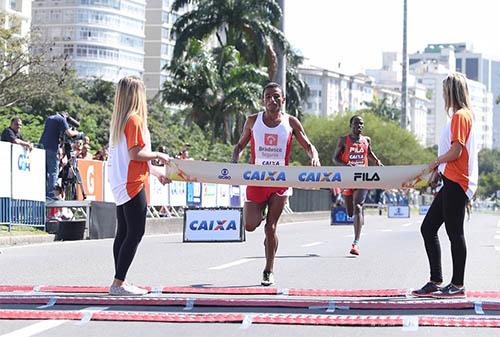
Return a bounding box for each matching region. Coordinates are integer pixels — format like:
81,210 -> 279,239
388,205 -> 411,218
201,183 -> 217,207
165,159 -> 428,190
183,208 -> 244,242
77,159 -> 104,201
149,175 -> 170,207
0,142 -> 11,198
169,181 -> 186,207
11,145 -> 45,202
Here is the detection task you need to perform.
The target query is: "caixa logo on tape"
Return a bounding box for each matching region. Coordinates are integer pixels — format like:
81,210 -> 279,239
189,220 -> 237,231
17,153 -> 31,172
243,170 -> 286,181
354,172 -> 380,181
298,171 -> 342,182
218,168 -> 231,180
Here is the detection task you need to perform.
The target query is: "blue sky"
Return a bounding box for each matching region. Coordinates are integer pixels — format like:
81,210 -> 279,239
286,0 -> 498,74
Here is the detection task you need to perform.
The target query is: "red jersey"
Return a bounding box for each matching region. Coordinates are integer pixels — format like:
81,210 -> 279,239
341,135 -> 369,167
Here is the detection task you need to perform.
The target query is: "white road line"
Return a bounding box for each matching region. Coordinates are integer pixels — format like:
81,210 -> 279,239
401,222 -> 412,227
494,235 -> 500,240
0,307 -> 106,337
301,241 -> 324,248
377,229 -> 393,232
209,258 -> 255,270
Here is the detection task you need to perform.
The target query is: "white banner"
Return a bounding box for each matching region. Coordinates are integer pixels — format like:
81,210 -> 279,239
169,181 -> 186,207
201,183 -> 217,207
149,175 -> 170,206
388,205 -> 411,218
11,145 -> 45,201
0,142 -> 11,198
183,208 -> 244,242
216,184 -> 230,207
166,159 -> 428,190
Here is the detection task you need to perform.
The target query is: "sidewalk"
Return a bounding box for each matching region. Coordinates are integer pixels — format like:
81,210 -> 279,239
0,211 -> 331,247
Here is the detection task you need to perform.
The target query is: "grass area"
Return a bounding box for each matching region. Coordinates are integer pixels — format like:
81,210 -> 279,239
0,225 -> 47,236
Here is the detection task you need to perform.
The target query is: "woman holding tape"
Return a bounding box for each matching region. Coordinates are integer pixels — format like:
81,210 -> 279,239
412,72 -> 478,298
107,76 -> 171,296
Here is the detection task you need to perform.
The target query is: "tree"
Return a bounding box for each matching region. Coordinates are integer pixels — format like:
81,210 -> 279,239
290,112 -> 434,166
477,149 -> 500,198
162,40 -> 267,143
171,0 -> 286,80
0,14 -> 71,109
286,51 -> 309,119
363,96 -> 400,122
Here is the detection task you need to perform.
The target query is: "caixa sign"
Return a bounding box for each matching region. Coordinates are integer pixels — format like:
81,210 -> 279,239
17,153 -> 30,172
183,208 -> 244,242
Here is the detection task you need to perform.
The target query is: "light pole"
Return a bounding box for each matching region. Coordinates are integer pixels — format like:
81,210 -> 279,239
401,0 -> 408,129
274,0 -> 286,98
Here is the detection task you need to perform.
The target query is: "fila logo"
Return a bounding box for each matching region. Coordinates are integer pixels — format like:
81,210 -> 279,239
264,133 -> 278,146
354,172 -> 380,181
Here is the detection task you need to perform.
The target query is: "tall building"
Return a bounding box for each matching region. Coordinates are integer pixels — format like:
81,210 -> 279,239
31,0 -> 146,82
367,52 -> 429,146
1,0 -> 31,36
143,0 -> 176,98
411,60 -> 493,149
410,43 -> 499,149
298,65 -> 373,117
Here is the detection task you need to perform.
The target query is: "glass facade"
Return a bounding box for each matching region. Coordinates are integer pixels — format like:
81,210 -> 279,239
465,58 -> 479,81
32,0 -> 145,82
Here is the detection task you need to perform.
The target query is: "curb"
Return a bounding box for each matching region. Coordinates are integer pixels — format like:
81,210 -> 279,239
0,234 -> 56,248
0,211 -> 331,247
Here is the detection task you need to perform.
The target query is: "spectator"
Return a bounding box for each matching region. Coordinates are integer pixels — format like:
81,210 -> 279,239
79,143 -> 93,160
1,117 -> 33,150
39,112 -> 84,200
178,143 -> 192,160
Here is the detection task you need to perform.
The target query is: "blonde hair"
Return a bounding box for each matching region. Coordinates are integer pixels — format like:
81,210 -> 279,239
442,72 -> 473,117
110,76 -> 148,146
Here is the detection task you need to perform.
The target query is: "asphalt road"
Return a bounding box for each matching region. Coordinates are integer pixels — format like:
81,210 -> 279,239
0,212 -> 499,336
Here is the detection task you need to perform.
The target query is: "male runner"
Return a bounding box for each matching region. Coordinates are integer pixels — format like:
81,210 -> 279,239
232,82 -> 321,286
333,115 -> 383,256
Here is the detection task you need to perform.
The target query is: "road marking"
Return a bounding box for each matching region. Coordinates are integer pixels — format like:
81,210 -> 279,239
377,229 -> 393,232
0,306 -> 106,337
494,235 -> 500,240
209,258 -> 255,270
301,241 -> 324,248
401,222 -> 412,227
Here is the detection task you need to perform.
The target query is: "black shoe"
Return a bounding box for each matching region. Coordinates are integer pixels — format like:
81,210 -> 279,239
431,283 -> 465,298
261,271 -> 275,286
411,282 -> 442,297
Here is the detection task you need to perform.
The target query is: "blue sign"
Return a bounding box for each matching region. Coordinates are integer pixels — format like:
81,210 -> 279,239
186,182 -> 202,207
229,185 -> 241,207
331,207 -> 354,225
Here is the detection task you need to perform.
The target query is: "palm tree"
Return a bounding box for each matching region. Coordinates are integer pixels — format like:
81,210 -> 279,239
171,0 -> 287,80
162,39 -> 267,143
286,51 -> 309,119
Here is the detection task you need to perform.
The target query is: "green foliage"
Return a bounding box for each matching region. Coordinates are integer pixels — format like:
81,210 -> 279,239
163,40 -> 267,143
363,96 -> 400,122
477,149 -> 500,198
290,111 -> 434,166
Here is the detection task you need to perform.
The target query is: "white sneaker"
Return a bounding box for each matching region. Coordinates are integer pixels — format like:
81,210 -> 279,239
109,284 -> 149,296
261,271 -> 275,286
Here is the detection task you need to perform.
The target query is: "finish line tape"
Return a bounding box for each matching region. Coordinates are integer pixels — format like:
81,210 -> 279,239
0,310 -> 499,328
37,297 -> 56,309
2,285 -> 499,299
165,159 -> 428,190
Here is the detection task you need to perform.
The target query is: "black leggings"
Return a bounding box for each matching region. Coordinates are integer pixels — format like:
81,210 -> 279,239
113,188 -> 147,281
420,176 -> 468,286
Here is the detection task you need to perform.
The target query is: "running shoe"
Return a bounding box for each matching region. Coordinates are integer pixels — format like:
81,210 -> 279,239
349,244 -> 360,256
109,284 -> 149,296
411,282 -> 442,297
261,271 -> 275,286
431,283 -> 465,298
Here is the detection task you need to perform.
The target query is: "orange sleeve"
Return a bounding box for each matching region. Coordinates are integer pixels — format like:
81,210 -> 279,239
450,112 -> 470,146
124,115 -> 145,150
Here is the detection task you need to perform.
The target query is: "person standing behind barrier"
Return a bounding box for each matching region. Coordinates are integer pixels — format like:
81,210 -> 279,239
333,115 -> 383,256
1,117 -> 33,150
232,82 -> 321,286
39,112 -> 84,200
412,73 -> 478,299
107,76 -> 171,296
